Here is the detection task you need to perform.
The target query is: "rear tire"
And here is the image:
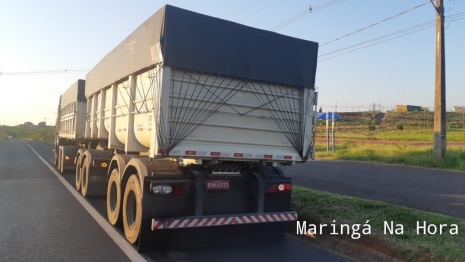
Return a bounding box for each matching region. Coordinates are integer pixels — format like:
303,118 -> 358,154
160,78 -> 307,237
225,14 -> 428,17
107,168 -> 121,226
57,148 -> 61,169
81,160 -> 90,197
75,155 -> 82,191
58,148 -> 65,174
54,148 -> 59,166
122,174 -> 142,244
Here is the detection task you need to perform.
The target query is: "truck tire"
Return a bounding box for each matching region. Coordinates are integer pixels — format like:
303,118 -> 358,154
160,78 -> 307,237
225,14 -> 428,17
107,168 -> 121,226
57,148 -> 61,170
122,174 -> 142,244
58,148 -> 65,174
54,149 -> 58,166
75,155 -> 82,191
81,159 -> 90,197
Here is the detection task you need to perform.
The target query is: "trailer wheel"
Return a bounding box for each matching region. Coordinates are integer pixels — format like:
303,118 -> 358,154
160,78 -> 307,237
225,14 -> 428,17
58,148 -> 65,174
54,148 -> 58,166
122,174 -> 142,244
57,148 -> 61,170
75,155 -> 82,191
107,168 -> 121,226
81,160 -> 90,197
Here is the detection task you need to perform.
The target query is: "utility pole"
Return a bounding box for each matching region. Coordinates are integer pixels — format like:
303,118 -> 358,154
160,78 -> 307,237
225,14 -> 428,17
433,0 -> 446,160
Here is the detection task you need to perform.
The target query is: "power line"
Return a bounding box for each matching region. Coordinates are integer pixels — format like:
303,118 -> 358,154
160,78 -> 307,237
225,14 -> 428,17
268,0 -> 347,31
320,1 -> 431,47
237,0 -> 287,22
0,69 -> 89,76
223,0 -> 257,17
319,12 -> 465,58
224,0 -> 266,19
318,15 -> 465,62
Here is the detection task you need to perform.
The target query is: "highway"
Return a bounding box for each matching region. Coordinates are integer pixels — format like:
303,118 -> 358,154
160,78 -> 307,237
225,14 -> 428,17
286,159 -> 465,219
0,139 -> 347,262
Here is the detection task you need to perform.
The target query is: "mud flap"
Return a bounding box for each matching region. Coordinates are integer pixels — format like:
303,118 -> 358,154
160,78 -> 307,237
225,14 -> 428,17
85,179 -> 108,196
137,192 -> 172,253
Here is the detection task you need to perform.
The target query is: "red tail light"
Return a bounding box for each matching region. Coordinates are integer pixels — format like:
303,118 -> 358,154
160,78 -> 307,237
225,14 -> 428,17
172,186 -> 186,196
266,183 -> 292,193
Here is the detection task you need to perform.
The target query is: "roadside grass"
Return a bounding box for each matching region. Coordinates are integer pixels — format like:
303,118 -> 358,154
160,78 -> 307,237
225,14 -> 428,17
315,129 -> 465,142
291,186 -> 465,261
315,142 -> 465,171
0,126 -> 54,141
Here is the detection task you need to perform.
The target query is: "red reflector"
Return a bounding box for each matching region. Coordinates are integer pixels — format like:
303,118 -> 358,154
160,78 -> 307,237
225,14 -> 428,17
234,153 -> 243,157
158,149 -> 167,155
284,156 -> 292,160
172,186 -> 183,196
210,152 -> 221,156
266,183 -> 292,193
264,155 -> 273,159
185,151 -> 196,155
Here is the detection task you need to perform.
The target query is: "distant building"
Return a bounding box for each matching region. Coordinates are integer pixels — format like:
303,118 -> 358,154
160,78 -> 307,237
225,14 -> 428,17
24,121 -> 34,127
452,106 -> 465,113
396,105 -> 423,112
38,121 -> 46,127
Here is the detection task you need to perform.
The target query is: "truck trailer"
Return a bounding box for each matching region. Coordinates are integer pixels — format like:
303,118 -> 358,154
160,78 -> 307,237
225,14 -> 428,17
54,5 -> 319,251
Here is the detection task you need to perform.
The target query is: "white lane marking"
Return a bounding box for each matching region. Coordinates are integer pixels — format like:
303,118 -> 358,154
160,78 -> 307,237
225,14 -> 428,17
24,142 -> 146,262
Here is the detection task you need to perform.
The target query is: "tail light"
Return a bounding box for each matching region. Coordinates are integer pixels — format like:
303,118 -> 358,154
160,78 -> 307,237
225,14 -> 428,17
266,183 -> 292,193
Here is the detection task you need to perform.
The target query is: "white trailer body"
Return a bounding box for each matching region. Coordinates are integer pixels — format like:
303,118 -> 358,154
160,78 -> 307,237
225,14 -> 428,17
86,66 -> 318,164
58,79 -> 87,140
84,5 -> 319,164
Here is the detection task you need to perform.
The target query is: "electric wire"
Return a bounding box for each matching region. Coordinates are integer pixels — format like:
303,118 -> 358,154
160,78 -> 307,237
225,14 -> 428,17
318,14 -> 465,62
237,0 -> 287,22
320,1 -> 431,47
268,0 -> 347,31
319,12 -> 465,57
224,0 -> 266,18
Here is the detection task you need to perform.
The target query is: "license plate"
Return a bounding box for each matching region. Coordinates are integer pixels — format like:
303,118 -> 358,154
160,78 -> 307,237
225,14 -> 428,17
206,180 -> 230,190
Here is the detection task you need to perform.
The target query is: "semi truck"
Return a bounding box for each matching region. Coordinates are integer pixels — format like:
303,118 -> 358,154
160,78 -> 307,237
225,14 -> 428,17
54,5 -> 319,251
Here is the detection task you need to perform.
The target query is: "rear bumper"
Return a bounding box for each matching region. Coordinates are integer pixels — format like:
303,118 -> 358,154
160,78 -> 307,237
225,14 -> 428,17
151,211 -> 297,230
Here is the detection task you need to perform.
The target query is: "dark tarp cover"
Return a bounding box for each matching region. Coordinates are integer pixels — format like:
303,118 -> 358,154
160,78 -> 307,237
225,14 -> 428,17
61,79 -> 86,109
85,5 -> 318,97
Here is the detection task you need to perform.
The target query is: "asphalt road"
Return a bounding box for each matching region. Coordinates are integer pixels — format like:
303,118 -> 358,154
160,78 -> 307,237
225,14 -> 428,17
0,140 -> 346,262
0,140 -> 130,262
285,160 -> 465,219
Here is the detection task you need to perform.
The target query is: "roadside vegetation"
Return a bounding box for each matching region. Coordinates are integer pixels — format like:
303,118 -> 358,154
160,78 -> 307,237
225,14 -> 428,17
0,125 -> 55,141
292,186 -> 465,261
315,111 -> 465,171
315,142 -> 465,171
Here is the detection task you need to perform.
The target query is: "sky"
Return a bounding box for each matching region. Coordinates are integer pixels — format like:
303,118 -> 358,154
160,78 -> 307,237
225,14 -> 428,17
0,0 -> 464,125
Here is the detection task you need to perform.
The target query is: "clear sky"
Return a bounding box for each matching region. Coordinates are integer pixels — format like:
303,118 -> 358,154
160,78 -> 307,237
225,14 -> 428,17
0,0 -> 463,125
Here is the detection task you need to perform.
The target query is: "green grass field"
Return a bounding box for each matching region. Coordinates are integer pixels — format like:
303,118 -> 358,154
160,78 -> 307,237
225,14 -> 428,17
0,125 -> 55,141
292,186 -> 465,261
315,142 -> 465,171
316,129 -> 465,142
315,111 -> 465,171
